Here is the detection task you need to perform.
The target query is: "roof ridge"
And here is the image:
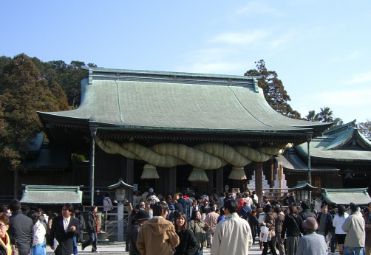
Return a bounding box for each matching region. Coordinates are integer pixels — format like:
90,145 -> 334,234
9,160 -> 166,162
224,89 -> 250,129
89,67 -> 259,88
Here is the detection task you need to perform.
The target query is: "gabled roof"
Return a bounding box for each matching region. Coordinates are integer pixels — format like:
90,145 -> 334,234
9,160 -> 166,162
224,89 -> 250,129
38,68 -> 329,142
296,121 -> 371,162
322,188 -> 371,205
289,182 -> 318,190
276,149 -> 339,173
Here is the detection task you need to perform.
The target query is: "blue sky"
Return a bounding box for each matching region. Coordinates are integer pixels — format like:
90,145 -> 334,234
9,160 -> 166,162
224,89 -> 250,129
1,0 -> 370,123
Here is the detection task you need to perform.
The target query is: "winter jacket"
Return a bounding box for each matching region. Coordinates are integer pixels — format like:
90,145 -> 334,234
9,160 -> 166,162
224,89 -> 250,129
364,210 -> 371,247
295,232 -> 327,255
9,211 -> 33,255
281,213 -> 303,238
342,211 -> 365,248
174,229 -> 198,255
211,212 -> 253,255
136,216 -> 179,255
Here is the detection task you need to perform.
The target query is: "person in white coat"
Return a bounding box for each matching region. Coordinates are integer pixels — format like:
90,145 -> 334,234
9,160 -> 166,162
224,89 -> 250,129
211,198 -> 252,255
333,205 -> 349,255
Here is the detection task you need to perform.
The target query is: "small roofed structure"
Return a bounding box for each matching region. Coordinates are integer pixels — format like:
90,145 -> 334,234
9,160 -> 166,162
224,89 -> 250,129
322,188 -> 371,205
20,185 -> 83,204
107,179 -> 134,191
288,181 -> 319,202
289,182 -> 318,191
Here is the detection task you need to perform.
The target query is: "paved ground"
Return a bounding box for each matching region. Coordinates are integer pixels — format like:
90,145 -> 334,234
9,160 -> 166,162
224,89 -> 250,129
47,242 -> 340,255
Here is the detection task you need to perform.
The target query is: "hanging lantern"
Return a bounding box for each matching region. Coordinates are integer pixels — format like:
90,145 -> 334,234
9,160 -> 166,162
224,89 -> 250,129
228,166 -> 247,180
188,168 -> 209,182
141,164 -> 160,179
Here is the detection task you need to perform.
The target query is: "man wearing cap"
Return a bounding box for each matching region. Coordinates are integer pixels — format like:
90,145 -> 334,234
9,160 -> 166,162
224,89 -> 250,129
136,202 -> 179,255
296,217 -> 327,255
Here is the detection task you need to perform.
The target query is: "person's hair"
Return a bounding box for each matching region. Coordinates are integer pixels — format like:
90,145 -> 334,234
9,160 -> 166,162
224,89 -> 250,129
0,212 -> 9,225
191,209 -> 201,221
91,205 -> 98,212
62,203 -> 74,213
349,203 -> 358,214
224,199 -> 237,214
274,206 -> 282,214
0,205 -> 7,213
321,203 -> 328,209
337,205 -> 345,217
263,204 -> 272,213
151,202 -> 168,217
289,205 -> 298,214
31,211 -> 41,224
9,199 -> 21,212
175,213 -> 188,231
301,201 -> 309,210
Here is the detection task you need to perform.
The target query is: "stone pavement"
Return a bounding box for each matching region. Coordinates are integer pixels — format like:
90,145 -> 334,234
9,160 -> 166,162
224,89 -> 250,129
46,242 -> 340,255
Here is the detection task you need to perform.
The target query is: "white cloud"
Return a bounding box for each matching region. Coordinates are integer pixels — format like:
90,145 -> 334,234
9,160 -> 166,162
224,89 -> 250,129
328,50 -> 362,65
270,32 -> 297,49
210,30 -> 268,45
235,1 -> 282,17
348,71 -> 371,84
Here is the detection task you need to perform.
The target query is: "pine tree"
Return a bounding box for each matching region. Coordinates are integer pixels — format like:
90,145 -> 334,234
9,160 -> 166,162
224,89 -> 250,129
245,60 -> 301,119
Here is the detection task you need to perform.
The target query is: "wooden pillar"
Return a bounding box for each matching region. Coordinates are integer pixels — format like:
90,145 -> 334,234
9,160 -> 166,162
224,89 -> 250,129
125,159 -> 134,184
255,163 -> 263,204
216,168 -> 224,195
13,169 -> 19,199
207,170 -> 214,193
169,167 -> 177,194
270,160 -> 274,188
125,159 -> 134,201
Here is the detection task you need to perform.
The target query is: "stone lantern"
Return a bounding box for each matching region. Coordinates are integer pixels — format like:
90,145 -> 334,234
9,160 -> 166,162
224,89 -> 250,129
107,179 -> 133,242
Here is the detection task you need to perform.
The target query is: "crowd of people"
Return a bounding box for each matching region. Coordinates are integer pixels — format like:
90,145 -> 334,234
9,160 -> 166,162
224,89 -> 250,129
0,189 -> 370,255
126,189 -> 371,255
0,200 -> 100,255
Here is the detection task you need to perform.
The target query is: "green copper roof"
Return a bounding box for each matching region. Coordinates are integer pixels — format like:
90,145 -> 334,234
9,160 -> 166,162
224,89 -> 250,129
38,68 -> 328,136
20,185 -> 82,204
322,188 -> 371,205
296,121 -> 371,162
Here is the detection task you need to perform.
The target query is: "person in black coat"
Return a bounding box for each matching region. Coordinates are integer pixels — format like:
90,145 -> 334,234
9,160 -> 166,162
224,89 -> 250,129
82,206 -> 98,252
50,204 -> 79,255
129,209 -> 150,255
8,200 -> 33,255
174,213 -> 198,255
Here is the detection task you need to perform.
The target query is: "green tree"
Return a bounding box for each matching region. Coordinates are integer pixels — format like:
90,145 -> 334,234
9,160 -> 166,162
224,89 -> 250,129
245,60 -> 301,119
44,60 -> 89,106
0,54 -> 68,169
315,107 -> 334,122
306,110 -> 317,121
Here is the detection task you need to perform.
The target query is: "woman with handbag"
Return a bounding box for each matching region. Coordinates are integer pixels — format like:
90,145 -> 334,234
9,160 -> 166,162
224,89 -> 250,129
262,213 -> 277,255
188,210 -> 208,255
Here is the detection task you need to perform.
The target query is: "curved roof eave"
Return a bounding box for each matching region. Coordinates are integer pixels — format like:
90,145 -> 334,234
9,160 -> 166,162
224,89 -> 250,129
38,68 -> 330,138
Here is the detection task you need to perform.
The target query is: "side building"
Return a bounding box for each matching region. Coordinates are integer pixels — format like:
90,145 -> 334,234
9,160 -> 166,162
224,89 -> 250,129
280,121 -> 371,191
